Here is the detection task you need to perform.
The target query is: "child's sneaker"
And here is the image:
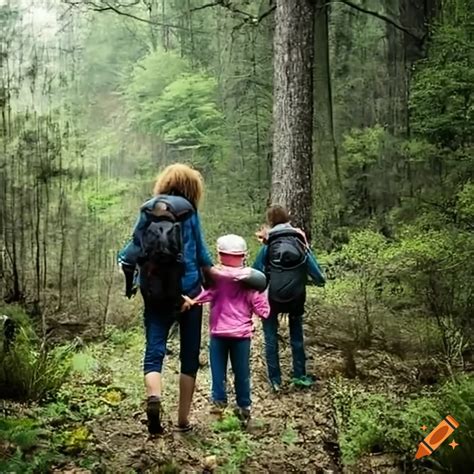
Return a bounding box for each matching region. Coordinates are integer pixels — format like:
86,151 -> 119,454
234,406 -> 251,425
210,401 -> 227,415
146,396 -> 163,435
291,375 -> 315,388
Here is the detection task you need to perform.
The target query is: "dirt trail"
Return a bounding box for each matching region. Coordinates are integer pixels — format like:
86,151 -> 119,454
79,322 -> 343,473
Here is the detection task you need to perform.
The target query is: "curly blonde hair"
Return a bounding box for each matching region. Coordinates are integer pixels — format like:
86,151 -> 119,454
153,163 -> 204,208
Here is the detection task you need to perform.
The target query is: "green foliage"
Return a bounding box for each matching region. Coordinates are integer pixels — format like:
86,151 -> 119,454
0,305 -> 36,339
410,2 -> 474,148
210,412 -> 254,471
0,418 -> 43,451
281,425 -> 299,445
0,316 -> 73,401
0,418 -> 60,474
212,412 -> 242,433
386,226 -> 473,327
341,126 -> 402,222
62,425 -> 92,453
339,393 -> 391,463
338,229 -> 387,268
326,230 -> 390,346
220,436 -> 253,472
324,222 -> 473,357
457,181 -> 474,222
342,125 -> 387,166
153,73 -> 224,150
71,351 -> 99,375
332,376 -> 474,469
123,49 -> 189,130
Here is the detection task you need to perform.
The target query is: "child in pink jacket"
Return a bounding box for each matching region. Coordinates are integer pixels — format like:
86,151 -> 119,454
184,234 -> 270,421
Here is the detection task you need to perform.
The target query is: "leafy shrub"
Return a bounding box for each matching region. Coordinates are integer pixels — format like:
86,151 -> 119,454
332,376 -> 474,471
338,391 -> 393,463
212,412 -> 241,433
432,376 -> 474,472
209,412 -> 254,471
0,418 -> 60,474
325,230 -> 391,347
457,181 -> 474,224
0,418 -> 43,451
325,224 -> 473,359
386,227 -> 473,365
0,325 -> 73,401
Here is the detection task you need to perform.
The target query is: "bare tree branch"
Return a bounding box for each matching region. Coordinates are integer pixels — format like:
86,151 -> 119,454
189,2 -> 220,13
63,0 -> 203,32
257,5 -> 276,23
336,0 -> 423,40
189,0 -> 256,21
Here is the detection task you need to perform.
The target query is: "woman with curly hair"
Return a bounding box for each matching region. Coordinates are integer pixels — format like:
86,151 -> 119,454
118,163 -> 213,434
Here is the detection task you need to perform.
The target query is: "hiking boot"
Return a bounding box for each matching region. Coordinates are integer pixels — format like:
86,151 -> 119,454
146,396 -> 163,435
210,401 -> 227,415
234,406 -> 251,425
291,375 -> 315,388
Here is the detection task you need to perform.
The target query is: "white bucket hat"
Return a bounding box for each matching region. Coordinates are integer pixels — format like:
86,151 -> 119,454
217,234 -> 247,255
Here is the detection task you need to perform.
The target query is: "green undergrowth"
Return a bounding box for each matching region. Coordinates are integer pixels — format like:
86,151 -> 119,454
1,325 -> 257,473
209,412 -> 254,472
0,305 -> 74,402
0,327 -> 143,472
331,375 -> 474,472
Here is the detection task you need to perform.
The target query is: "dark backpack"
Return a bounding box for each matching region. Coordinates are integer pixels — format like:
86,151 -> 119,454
138,196 -> 194,307
266,229 -> 308,304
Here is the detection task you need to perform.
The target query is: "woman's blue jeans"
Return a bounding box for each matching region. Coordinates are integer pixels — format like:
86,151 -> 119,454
262,311 -> 306,385
143,302 -> 202,377
209,336 -> 251,408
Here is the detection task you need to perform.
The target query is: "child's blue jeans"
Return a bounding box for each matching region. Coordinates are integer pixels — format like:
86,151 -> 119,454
209,336 -> 251,408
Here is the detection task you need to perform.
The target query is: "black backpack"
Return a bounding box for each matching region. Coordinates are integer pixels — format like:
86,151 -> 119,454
137,196 -> 194,307
266,229 -> 308,304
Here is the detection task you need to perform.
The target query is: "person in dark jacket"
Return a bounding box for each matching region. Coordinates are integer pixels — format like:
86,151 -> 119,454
118,163 -> 213,434
253,205 -> 325,392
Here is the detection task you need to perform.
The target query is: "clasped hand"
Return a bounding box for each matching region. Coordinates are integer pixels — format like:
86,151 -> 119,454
181,295 -> 195,312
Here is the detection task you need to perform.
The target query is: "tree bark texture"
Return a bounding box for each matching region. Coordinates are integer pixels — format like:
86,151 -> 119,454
272,0 -> 315,240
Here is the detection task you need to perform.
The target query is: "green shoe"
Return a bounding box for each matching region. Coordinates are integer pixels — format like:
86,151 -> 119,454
291,375 -> 314,388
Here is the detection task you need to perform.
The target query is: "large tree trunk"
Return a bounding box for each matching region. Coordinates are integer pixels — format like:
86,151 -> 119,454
272,0 -> 315,240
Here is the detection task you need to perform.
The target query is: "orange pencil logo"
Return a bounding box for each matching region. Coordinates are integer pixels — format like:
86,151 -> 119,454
415,415 -> 460,459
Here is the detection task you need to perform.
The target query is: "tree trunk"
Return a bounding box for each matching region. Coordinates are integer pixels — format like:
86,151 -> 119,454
386,0 -> 406,135
314,0 -> 341,187
272,0 -> 315,240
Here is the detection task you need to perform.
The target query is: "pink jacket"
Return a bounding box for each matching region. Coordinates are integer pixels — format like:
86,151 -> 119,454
194,266 -> 270,338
